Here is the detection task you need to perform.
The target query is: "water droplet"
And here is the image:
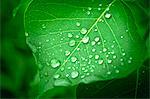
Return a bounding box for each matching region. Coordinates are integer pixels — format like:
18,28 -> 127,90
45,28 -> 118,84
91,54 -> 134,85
115,70 -> 120,73
103,48 -> 107,52
88,7 -> 92,10
94,28 -> 98,32
105,13 -> 111,19
46,39 -> 49,42
107,71 -> 111,75
120,36 -> 124,39
76,35 -> 79,38
94,37 -> 100,42
76,22 -> 81,27
82,36 -> 90,43
92,48 -> 96,52
128,60 -> 132,64
89,55 -> 93,58
87,11 -> 91,15
108,60 -> 112,64
98,60 -> 103,64
91,41 -> 96,46
82,67 -> 85,71
129,57 -> 133,60
65,50 -> 70,56
53,74 -> 60,79
99,4 -> 102,6
54,79 -> 70,86
69,40 -> 76,46
126,29 -> 129,32
71,71 -> 79,78
60,67 -> 64,71
95,55 -> 99,59
80,28 -> 88,34
113,55 -> 117,59
71,57 -> 77,63
42,24 -> 46,29
51,59 -> 61,68
81,75 -> 85,78
97,42 -> 101,45
68,33 -> 73,38
98,8 -> 101,11
122,53 -> 126,56
120,58 -> 123,61
25,32 -> 29,36
44,72 -> 48,76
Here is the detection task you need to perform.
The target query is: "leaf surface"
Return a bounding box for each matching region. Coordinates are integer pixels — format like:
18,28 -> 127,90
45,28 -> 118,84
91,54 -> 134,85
25,0 -> 146,95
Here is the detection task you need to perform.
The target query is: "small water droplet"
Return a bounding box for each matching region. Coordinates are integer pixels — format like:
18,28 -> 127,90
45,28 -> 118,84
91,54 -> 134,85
82,67 -> 85,71
76,22 -> 81,27
98,60 -> 103,64
94,37 -> 100,42
46,39 -> 49,42
53,74 -> 60,79
69,40 -> 76,46
81,75 -> 85,78
68,33 -> 73,38
82,36 -> 90,43
107,71 -> 111,75
115,70 -> 120,73
113,55 -> 117,59
71,71 -> 79,78
91,41 -> 96,46
71,56 -> 77,63
126,29 -> 128,32
128,60 -> 132,64
108,60 -> 112,64
120,58 -> 123,61
103,48 -> 107,52
60,67 -> 64,71
42,24 -> 46,29
105,13 -> 111,19
120,36 -> 124,39
89,55 -> 93,58
95,55 -> 99,59
92,48 -> 96,52
51,59 -> 61,68
98,8 -> 101,11
65,50 -> 70,56
25,32 -> 29,36
99,4 -> 102,6
87,11 -> 91,15
122,53 -> 126,56
80,28 -> 88,34
88,7 -> 92,10
94,28 -> 98,32
129,57 -> 133,60
76,35 -> 79,38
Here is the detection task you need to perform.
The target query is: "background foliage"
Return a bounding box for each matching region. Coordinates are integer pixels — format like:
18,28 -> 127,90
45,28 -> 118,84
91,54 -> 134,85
0,0 -> 149,98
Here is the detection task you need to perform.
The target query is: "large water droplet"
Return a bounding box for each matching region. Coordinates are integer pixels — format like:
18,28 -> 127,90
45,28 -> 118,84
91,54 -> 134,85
71,71 -> 79,78
69,40 -> 76,46
51,59 -> 61,68
82,36 -> 90,43
68,33 -> 73,38
71,57 -> 77,63
105,13 -> 111,19
65,50 -> 70,56
80,28 -> 88,34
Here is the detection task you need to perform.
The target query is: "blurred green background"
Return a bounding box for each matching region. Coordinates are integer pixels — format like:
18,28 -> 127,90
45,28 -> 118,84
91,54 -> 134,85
0,0 -> 149,98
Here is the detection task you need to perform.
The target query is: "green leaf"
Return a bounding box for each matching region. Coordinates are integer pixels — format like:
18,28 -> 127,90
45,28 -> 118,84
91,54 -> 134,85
24,0 -> 146,95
